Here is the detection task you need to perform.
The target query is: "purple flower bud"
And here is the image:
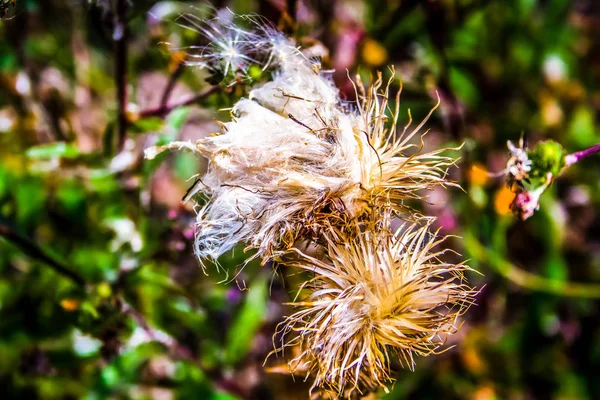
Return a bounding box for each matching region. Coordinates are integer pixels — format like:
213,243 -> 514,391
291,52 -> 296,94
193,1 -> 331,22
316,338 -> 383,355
510,190 -> 540,220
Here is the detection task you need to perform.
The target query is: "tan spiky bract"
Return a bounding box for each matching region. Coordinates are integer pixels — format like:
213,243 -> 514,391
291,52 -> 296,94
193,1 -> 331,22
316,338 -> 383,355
351,73 -> 457,215
276,217 -> 475,396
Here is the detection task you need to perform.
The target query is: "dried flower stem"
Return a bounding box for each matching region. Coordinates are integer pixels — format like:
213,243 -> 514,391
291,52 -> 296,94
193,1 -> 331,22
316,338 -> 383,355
464,232 -> 600,298
0,222 -> 86,286
565,143 -> 600,166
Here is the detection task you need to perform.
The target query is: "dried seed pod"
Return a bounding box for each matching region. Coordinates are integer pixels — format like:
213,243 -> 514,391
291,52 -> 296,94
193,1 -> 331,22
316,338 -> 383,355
276,217 -> 475,396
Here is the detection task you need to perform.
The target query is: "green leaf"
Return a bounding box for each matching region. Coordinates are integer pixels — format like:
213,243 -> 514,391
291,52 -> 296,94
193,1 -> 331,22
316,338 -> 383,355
56,179 -> 86,220
517,0 -> 536,17
510,39 -> 536,71
80,301 -> 100,319
100,365 -> 119,387
0,52 -> 17,71
136,266 -> 183,292
211,392 -> 241,400
26,142 -> 79,159
248,64 -> 263,80
224,274 -> 269,366
543,252 -> 568,282
166,107 -> 190,131
449,10 -> 486,60
15,179 -> 46,228
129,117 -> 164,134
380,7 -> 425,48
89,169 -> 119,194
449,66 -> 480,108
568,105 -> 596,148
174,152 -> 201,182
0,164 -> 9,198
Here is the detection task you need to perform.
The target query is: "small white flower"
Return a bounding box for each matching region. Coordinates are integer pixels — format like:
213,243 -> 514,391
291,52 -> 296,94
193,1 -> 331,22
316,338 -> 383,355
506,138 -> 532,183
105,218 -> 143,253
72,329 -> 103,357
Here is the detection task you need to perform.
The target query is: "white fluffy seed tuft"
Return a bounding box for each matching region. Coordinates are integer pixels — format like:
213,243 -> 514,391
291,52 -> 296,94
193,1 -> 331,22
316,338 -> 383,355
148,12 -> 457,269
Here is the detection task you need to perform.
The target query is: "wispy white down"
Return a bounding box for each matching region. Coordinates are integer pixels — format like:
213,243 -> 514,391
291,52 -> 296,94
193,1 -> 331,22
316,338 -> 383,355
146,12 -> 456,268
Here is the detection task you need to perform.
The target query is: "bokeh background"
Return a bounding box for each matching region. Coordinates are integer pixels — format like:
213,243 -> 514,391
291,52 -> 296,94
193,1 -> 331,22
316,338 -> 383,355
1,0 -> 600,399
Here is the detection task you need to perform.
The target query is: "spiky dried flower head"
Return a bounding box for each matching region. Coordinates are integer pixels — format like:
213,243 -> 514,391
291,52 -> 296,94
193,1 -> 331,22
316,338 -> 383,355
145,9 -> 477,398
146,12 -> 458,268
275,217 -> 475,396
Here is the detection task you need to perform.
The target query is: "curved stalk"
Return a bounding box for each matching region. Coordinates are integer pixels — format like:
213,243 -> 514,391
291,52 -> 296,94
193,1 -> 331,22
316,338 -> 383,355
464,232 -> 600,298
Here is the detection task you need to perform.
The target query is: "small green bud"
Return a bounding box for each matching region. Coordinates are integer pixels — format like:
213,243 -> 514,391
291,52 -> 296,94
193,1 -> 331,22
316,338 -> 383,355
248,64 -> 263,81
527,140 -> 566,180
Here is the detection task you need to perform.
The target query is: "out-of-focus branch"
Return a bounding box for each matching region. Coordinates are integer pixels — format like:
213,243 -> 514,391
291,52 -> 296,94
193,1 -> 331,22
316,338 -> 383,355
464,232 -> 600,298
0,223 -> 86,286
160,62 -> 185,108
138,85 -> 219,118
286,0 -> 297,22
114,0 -> 129,151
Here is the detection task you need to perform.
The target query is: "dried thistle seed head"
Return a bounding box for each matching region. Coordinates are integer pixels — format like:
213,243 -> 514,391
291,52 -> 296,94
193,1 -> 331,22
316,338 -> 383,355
189,74 -> 456,265
276,219 -> 476,396
147,15 -> 459,268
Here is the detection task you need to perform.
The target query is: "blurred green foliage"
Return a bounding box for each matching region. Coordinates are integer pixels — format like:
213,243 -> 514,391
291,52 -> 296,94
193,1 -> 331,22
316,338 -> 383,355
1,0 -> 600,399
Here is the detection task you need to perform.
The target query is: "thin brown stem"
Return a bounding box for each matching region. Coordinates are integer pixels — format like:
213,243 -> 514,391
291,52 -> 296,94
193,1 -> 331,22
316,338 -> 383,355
0,222 -> 86,286
160,62 -> 185,108
138,85 -> 219,118
114,0 -> 129,151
